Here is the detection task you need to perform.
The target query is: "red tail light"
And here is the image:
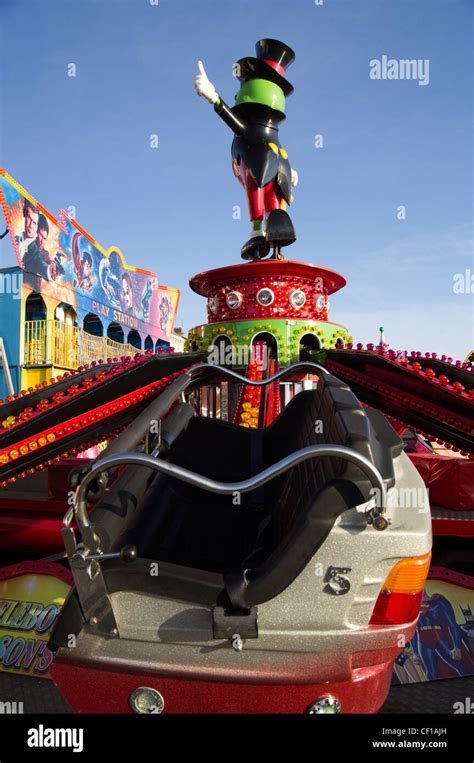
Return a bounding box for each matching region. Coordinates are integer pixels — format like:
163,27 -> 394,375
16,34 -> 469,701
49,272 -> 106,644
369,553 -> 431,626
370,590 -> 423,625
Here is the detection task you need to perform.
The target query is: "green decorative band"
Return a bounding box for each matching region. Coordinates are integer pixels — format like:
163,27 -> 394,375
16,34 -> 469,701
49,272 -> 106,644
186,319 -> 352,362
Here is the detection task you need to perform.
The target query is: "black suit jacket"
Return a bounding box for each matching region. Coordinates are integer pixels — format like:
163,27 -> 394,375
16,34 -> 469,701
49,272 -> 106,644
23,242 -> 51,280
214,99 -> 292,203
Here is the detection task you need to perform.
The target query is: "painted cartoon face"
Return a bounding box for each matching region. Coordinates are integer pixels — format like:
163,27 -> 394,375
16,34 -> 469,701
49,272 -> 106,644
25,206 -> 39,239
83,259 -> 92,278
122,277 -> 133,309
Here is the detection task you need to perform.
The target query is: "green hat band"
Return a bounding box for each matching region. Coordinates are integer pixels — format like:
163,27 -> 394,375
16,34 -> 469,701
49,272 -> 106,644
235,78 -> 285,113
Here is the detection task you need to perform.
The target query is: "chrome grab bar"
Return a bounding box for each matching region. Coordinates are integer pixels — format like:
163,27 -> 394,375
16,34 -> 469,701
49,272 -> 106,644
68,444 -> 388,540
102,360 -> 328,458
206,361 -> 329,383
182,359 -> 329,391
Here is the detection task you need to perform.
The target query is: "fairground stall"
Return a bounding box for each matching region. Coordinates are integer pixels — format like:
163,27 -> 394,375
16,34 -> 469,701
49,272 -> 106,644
0,169 -> 180,399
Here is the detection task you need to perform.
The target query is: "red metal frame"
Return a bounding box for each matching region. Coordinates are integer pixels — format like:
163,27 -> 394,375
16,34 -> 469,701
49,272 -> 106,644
431,519 -> 474,538
0,559 -> 72,585
0,368 -> 187,477
428,567 -> 474,589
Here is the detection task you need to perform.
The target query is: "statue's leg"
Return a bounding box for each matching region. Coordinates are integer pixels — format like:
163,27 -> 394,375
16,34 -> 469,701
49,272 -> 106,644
265,184 -> 283,213
240,164 -> 270,261
264,183 -> 296,258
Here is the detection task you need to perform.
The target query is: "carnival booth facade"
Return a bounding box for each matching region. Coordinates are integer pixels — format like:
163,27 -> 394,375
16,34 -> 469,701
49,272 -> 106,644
0,169 -> 179,400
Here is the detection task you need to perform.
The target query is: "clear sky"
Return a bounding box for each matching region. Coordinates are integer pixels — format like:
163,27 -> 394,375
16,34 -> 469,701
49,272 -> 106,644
0,0 -> 472,359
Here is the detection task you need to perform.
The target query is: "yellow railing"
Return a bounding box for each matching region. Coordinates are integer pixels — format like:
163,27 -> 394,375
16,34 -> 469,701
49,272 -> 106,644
24,320 -> 143,370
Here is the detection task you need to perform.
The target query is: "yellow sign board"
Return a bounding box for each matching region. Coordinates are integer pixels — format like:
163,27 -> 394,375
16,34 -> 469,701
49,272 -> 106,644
0,563 -> 72,679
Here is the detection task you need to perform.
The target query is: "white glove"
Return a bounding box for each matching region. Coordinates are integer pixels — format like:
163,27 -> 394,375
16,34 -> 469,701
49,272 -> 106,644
194,60 -> 219,104
291,168 -> 299,187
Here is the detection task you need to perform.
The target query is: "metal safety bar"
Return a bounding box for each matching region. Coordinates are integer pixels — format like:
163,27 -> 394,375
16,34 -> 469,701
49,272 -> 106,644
103,361 -> 328,457
68,444 -> 388,543
208,360 -> 329,382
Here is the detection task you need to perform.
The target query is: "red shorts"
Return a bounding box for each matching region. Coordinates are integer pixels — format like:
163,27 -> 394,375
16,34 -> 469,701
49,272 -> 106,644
235,160 -> 284,220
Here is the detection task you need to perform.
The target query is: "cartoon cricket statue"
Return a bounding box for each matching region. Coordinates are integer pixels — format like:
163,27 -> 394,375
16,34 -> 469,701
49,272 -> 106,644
194,38 -> 298,261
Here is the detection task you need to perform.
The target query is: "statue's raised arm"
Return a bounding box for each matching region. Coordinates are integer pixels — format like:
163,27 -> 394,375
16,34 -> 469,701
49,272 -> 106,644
194,60 -> 247,135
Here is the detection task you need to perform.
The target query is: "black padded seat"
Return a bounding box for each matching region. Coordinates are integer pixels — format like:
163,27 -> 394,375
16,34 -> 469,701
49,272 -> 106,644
122,418 -> 266,572
117,374 -> 402,606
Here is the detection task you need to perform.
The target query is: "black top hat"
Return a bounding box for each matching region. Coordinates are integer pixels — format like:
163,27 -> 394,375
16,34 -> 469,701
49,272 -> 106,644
235,38 -> 295,95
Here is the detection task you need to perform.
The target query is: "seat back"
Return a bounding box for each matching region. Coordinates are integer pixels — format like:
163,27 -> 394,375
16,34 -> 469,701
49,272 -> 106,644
261,374 -> 385,547
223,374 -> 403,607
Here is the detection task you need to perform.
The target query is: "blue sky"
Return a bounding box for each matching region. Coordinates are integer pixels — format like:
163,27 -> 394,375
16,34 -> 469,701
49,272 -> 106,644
0,0 -> 472,359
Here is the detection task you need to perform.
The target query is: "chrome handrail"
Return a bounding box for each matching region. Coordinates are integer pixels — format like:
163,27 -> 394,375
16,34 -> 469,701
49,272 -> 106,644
68,444 -> 387,539
103,360 -> 328,457
206,361 -> 329,383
